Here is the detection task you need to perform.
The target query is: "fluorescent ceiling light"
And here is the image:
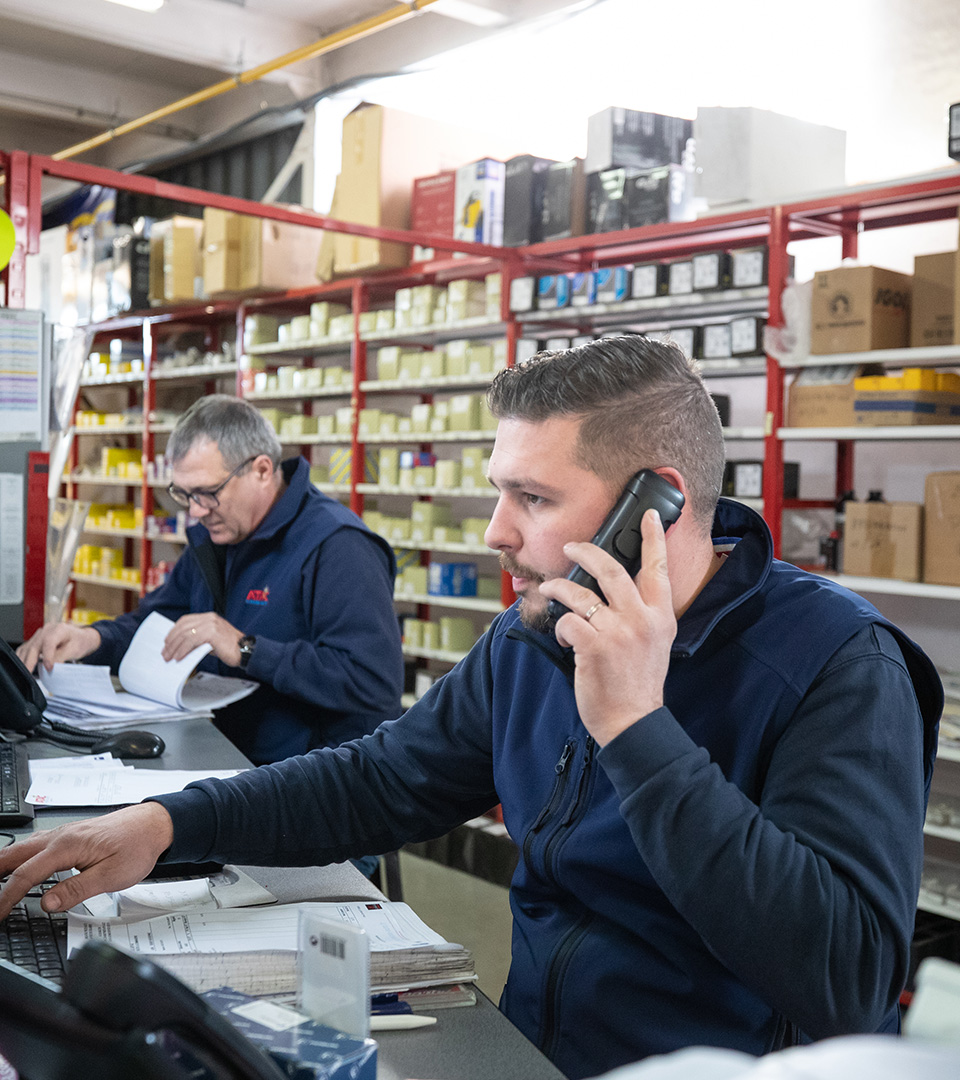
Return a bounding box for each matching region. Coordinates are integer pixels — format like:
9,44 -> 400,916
102,0 -> 165,12
430,0 -> 508,27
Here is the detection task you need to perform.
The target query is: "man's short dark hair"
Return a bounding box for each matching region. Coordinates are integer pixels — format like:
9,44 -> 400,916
487,336 -> 725,532
167,394 -> 282,469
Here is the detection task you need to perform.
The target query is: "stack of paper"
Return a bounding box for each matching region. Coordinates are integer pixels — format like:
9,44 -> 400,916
38,611 -> 258,727
67,901 -> 477,997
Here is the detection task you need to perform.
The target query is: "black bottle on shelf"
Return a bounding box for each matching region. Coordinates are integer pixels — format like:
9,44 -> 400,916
866,489 -> 885,502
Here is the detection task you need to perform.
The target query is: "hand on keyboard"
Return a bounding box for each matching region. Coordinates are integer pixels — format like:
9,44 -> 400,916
0,802 -> 174,921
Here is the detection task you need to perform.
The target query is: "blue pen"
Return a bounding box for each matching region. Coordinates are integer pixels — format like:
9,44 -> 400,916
371,1001 -> 413,1016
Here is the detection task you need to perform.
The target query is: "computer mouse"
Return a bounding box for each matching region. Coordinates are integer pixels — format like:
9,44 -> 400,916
88,730 -> 166,759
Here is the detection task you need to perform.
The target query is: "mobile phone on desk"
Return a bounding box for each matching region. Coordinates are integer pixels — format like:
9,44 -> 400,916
547,469 -> 684,623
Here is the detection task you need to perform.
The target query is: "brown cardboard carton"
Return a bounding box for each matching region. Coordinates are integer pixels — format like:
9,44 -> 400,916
202,208 -> 242,295
853,388 -> 960,426
150,216 -> 203,303
238,214 -> 323,293
910,251 -> 955,348
810,265 -> 912,354
786,365 -> 863,427
842,501 -> 922,581
332,102 -> 524,276
923,471 -> 960,586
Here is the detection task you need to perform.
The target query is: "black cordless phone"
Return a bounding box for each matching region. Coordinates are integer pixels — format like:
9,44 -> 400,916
547,469 -> 685,623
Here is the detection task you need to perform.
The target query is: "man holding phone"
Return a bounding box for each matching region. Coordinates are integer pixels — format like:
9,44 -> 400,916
0,337 -> 942,1080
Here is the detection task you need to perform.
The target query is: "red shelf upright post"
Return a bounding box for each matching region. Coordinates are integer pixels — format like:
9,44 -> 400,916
350,279 -> 369,518
763,205 -> 789,558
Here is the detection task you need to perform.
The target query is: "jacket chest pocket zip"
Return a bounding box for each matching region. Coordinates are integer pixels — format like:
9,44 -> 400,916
523,740 -> 576,870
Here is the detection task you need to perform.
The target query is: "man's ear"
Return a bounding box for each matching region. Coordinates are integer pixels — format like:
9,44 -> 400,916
252,455 -> 275,482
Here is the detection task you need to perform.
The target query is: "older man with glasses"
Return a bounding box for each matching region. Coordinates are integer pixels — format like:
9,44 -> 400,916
17,395 -> 404,767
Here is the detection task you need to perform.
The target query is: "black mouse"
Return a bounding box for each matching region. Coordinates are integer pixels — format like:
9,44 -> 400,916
88,730 -> 166,759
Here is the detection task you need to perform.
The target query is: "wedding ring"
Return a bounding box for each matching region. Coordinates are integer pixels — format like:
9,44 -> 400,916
583,600 -> 604,623
191,627 -> 197,635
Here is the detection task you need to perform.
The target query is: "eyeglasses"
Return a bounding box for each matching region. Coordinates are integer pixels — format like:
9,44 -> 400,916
167,456 -> 258,510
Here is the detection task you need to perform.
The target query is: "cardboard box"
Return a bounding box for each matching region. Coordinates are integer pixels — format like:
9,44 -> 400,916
150,215 -> 203,303
540,158 -> 586,242
454,159 -> 505,246
923,471 -> 960,585
853,386 -> 960,426
911,251 -> 955,348
787,365 -> 867,427
203,208 -> 323,295
503,155 -> 555,246
586,107 -> 693,174
843,501 -> 923,581
810,266 -> 912,354
694,107 -> 846,208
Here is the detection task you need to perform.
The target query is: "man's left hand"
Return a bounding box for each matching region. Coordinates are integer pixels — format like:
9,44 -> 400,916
538,508 -> 677,747
163,612 -> 246,668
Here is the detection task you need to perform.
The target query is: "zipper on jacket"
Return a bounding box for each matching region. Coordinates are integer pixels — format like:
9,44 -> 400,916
539,911 -> 594,1060
561,736 -> 596,827
522,739 -> 576,867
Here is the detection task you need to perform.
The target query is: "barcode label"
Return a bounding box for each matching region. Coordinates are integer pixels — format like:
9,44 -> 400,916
320,934 -> 346,960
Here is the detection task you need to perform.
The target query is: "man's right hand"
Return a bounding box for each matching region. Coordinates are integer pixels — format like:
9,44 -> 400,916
0,803 -> 175,920
16,622 -> 102,673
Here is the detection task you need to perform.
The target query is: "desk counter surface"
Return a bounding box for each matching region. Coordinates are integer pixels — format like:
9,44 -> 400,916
10,718 -> 566,1080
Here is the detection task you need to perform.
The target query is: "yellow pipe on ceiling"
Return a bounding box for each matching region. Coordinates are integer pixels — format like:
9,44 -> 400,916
52,0 -> 441,162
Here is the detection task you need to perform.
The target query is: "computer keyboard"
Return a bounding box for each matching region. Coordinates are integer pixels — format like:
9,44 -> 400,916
0,740 -> 34,826
0,882 -> 68,985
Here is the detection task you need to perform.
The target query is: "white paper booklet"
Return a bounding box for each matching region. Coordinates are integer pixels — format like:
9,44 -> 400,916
39,611 -> 258,724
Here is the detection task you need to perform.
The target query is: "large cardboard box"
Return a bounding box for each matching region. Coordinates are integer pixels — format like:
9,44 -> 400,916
923,471 -> 960,586
843,501 -> 923,581
810,265 -> 912,354
693,107 -> 846,208
911,251 -> 955,348
332,103 -> 521,276
204,209 -> 324,295
150,215 -> 203,304
786,365 -> 865,427
410,170 -> 456,260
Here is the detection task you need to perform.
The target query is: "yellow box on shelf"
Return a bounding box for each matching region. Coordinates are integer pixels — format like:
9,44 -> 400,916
378,447 -> 400,486
279,414 -> 319,438
449,393 -> 482,431
329,448 -> 377,484
461,517 -> 490,545
376,347 -> 401,380
421,621 -> 440,650
435,459 -> 461,489
403,618 -> 425,649
399,566 -> 429,594
440,617 -> 475,652
433,525 -> 464,543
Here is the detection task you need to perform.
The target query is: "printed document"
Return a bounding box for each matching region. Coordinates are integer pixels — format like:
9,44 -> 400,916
39,611 -> 257,725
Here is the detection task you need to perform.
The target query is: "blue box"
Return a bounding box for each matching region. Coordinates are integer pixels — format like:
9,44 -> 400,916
569,272 -> 595,307
202,987 -> 377,1080
593,266 -> 630,304
537,274 -> 570,309
428,562 -> 478,597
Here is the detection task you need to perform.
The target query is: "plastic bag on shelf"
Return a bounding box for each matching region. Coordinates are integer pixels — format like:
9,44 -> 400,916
763,278 -> 812,364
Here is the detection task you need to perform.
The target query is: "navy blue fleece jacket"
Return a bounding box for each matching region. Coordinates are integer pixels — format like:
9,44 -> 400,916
89,457 -> 403,764
152,500 -> 942,1078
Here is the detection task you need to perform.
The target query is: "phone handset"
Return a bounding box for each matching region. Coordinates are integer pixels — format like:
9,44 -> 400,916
546,469 -> 685,623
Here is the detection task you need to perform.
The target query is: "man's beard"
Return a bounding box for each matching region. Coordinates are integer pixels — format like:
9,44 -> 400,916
499,554 -> 555,633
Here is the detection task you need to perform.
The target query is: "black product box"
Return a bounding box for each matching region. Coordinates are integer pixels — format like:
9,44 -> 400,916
723,461 -> 799,500
586,168 -> 637,234
110,231 -> 152,314
632,262 -> 668,298
503,155 -> 556,246
540,158 -> 586,242
731,247 -> 768,288
710,393 -> 731,427
586,106 -> 694,173
702,323 -> 733,359
201,987 -> 377,1080
623,165 -> 689,229
949,103 -> 960,161
666,260 -> 694,295
692,252 -> 732,291
730,316 -> 765,355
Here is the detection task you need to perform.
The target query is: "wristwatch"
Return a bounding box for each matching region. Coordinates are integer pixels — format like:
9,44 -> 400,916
237,634 -> 256,669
